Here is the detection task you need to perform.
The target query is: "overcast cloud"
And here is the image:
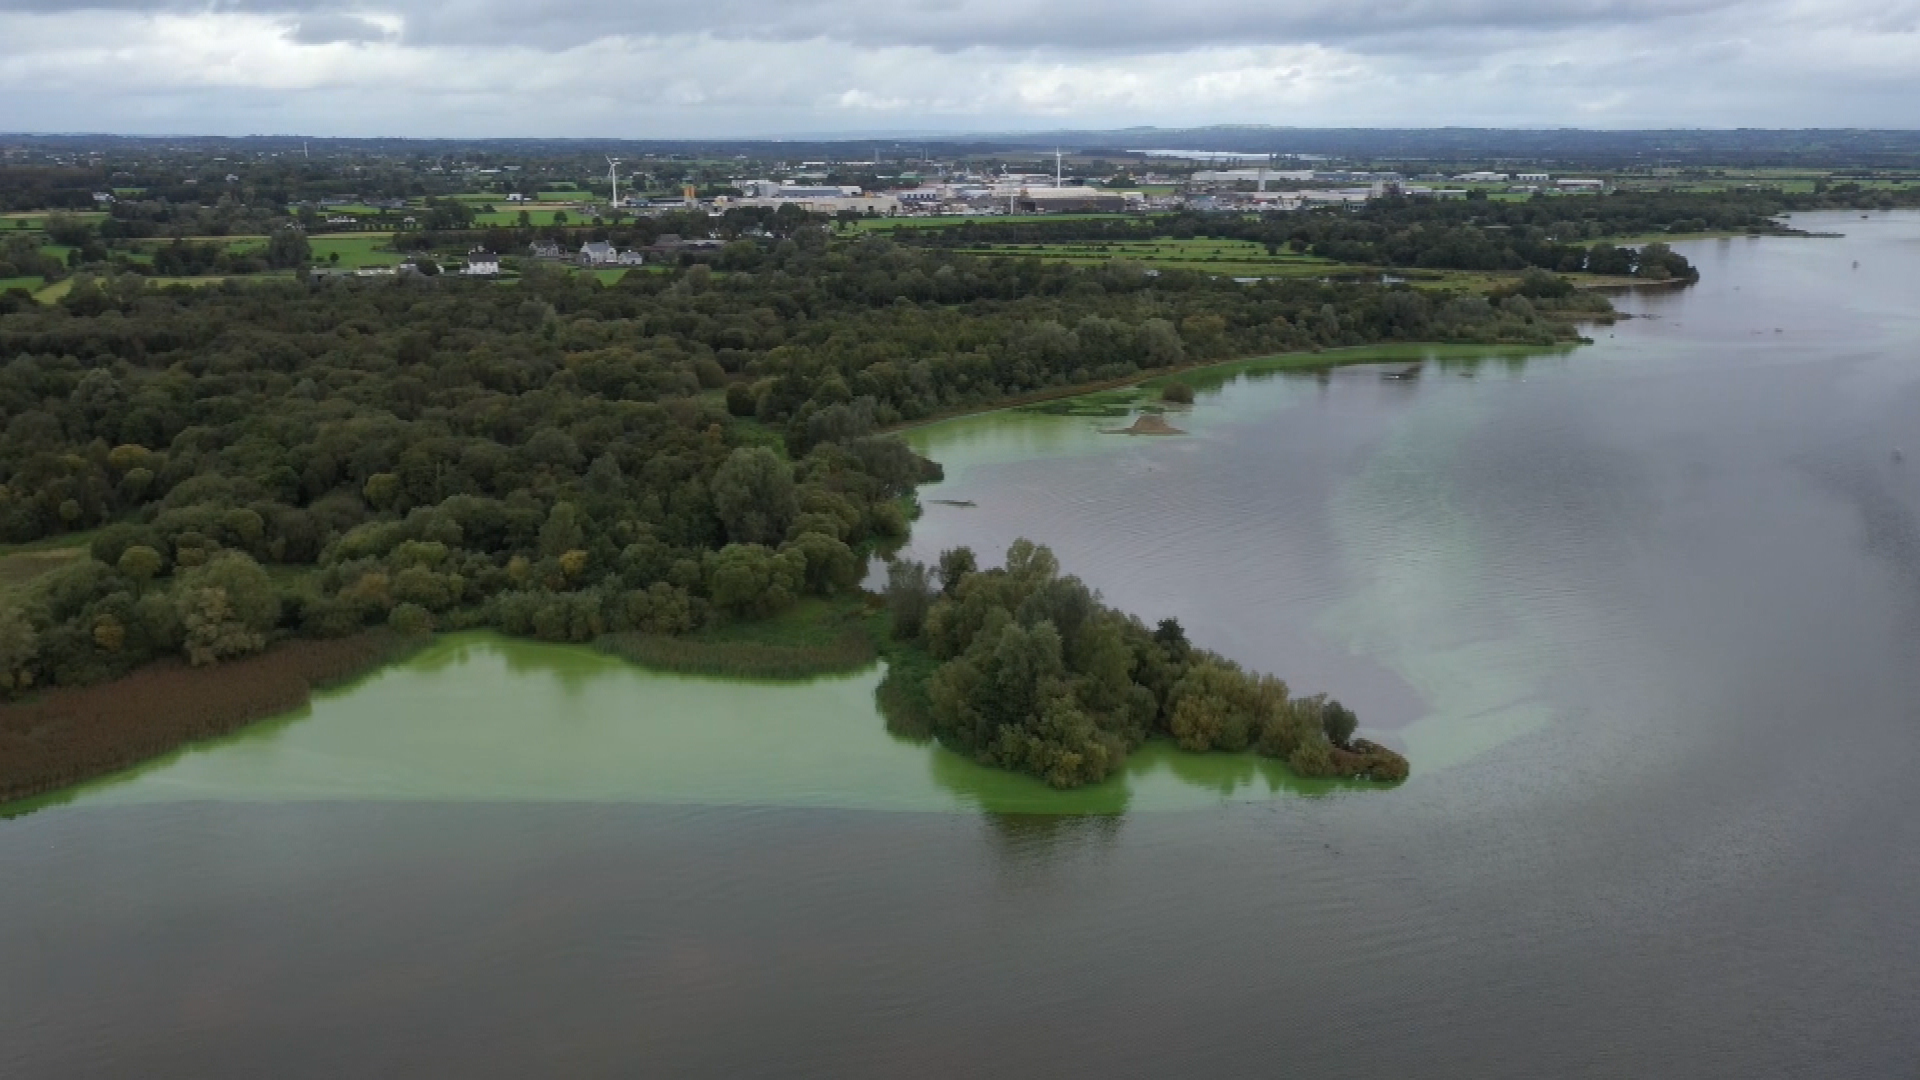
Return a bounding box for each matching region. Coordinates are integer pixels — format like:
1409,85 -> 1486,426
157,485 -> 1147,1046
0,0 -> 1915,135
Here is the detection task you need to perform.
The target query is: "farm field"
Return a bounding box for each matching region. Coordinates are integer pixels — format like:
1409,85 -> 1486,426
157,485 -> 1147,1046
472,209 -> 575,226
849,213 -> 1141,231
943,235 -> 1657,291
309,233 -> 402,268
948,237 -> 1346,278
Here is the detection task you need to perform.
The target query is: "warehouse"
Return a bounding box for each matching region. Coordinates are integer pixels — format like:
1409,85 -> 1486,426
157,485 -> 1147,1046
1016,186 -> 1132,213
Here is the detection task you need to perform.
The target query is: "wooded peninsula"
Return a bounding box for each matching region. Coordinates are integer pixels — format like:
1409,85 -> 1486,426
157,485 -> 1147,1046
7,188 -> 1866,799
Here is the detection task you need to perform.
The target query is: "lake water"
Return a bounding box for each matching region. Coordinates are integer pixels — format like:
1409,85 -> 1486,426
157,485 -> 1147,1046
6,211 -> 1920,1077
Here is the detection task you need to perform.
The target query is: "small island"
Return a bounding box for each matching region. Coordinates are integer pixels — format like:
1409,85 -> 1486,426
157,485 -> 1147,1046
880,541 -> 1408,788
1104,413 -> 1186,436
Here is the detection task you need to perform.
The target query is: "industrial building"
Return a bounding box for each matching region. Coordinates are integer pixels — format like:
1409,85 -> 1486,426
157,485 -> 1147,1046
1016,186 -> 1133,213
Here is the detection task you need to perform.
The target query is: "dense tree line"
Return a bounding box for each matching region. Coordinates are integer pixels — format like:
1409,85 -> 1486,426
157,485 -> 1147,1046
0,227 -> 1598,699
882,541 -> 1408,788
0,167 -> 110,213
892,188 -> 1918,276
893,201 -> 1723,278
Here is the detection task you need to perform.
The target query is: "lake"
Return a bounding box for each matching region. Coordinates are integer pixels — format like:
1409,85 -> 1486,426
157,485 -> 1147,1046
5,211 -> 1920,1077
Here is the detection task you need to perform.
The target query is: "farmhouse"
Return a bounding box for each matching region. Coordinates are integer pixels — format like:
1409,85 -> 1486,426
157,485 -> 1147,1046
462,251 -> 500,276
579,242 -> 646,266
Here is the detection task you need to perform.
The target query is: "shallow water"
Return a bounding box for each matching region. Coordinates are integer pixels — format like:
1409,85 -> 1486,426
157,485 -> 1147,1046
5,211 -> 1920,1078
10,632 -> 1350,816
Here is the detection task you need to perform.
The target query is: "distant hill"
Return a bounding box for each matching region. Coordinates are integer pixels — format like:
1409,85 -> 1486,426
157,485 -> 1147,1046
6,128 -> 1920,169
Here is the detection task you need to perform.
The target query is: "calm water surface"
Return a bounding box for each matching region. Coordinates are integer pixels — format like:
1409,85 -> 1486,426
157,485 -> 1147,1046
5,212 -> 1920,1078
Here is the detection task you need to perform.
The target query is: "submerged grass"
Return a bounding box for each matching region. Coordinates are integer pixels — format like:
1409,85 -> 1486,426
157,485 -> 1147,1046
596,593 -> 887,680
595,632 -> 876,680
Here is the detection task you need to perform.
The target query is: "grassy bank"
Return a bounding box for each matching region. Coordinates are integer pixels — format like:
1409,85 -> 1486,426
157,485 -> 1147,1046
597,593 -> 885,680
0,630 -> 422,808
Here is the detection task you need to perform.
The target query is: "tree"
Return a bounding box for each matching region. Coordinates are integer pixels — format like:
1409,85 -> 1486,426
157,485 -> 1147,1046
265,227 -> 311,270
116,545 -> 163,591
539,502 -> 587,557
937,547 -> 977,595
704,543 -> 804,617
0,606 -> 37,694
1152,617 -> 1190,661
886,559 -> 936,639
782,531 -> 859,595
389,602 -> 433,635
1320,699 -> 1358,748
173,552 -> 279,666
711,447 -> 797,546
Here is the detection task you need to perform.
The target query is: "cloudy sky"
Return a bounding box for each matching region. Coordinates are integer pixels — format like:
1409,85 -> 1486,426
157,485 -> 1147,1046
0,0 -> 1916,136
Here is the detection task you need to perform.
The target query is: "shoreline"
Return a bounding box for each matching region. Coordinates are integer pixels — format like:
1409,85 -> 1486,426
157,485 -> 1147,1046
883,339 -> 1587,436
0,335 -> 1582,812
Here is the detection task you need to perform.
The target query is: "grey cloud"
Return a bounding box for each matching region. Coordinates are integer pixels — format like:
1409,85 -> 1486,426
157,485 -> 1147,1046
286,12 -> 389,41
0,0 -> 1759,51
403,0 -> 1751,51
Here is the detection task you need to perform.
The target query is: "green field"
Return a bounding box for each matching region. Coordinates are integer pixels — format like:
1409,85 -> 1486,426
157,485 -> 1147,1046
472,209 -> 574,226
0,531 -> 94,600
848,212 -> 1141,232
939,234 -> 1653,292
950,236 -> 1343,278
0,275 -> 43,294
309,233 -> 402,268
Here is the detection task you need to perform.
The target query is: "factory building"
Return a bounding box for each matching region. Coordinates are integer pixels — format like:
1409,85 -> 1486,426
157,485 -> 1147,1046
1016,186 -> 1133,213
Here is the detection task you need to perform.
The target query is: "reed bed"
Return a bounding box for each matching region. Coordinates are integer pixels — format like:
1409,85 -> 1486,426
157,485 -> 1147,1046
0,631 -> 416,805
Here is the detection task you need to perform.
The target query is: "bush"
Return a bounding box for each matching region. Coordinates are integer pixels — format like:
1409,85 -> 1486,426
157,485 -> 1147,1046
388,602 -> 434,635
1160,381 -> 1195,404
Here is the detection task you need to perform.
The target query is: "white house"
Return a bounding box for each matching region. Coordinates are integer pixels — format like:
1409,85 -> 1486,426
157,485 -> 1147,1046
463,251 -> 500,276
579,241 -> 618,265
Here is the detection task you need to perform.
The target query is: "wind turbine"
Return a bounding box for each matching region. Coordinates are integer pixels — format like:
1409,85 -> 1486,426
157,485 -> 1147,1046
606,156 -> 621,211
